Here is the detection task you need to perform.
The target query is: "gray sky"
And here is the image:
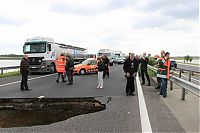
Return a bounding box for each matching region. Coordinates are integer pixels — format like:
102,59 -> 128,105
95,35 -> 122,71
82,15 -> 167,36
0,0 -> 199,56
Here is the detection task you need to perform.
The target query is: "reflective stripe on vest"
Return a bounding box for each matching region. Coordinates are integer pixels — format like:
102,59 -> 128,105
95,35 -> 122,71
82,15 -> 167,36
56,56 -> 66,73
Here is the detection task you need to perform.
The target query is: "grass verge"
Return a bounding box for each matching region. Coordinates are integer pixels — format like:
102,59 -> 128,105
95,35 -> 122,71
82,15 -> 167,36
0,71 -> 20,78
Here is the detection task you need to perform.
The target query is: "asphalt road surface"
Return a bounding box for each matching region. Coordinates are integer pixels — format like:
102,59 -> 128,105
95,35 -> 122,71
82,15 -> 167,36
0,65 -> 186,132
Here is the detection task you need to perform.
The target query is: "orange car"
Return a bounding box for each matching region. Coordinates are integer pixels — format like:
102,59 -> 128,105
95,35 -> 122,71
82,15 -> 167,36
73,58 -> 98,75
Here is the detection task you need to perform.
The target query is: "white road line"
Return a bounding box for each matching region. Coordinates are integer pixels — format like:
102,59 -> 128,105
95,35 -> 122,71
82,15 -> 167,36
0,73 -> 56,87
136,73 -> 152,133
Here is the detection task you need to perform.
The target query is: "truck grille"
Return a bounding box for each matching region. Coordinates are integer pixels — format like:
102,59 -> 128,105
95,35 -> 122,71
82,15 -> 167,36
28,57 -> 44,65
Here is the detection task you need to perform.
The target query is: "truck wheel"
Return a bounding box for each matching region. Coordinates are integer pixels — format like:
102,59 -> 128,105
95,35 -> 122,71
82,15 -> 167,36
80,69 -> 86,75
50,63 -> 56,73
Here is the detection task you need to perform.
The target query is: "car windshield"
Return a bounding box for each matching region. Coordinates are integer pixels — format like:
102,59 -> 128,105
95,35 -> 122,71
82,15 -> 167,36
81,60 -> 91,65
23,42 -> 46,53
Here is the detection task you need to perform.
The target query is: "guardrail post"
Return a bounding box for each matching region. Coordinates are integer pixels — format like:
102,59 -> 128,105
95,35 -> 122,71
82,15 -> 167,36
189,71 -> 192,82
179,69 -> 186,100
1,69 -> 3,75
170,80 -> 173,90
181,87 -> 186,100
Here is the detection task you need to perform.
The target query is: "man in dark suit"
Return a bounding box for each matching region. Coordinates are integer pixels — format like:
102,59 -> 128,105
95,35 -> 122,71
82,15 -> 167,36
123,53 -> 139,96
140,52 -> 151,86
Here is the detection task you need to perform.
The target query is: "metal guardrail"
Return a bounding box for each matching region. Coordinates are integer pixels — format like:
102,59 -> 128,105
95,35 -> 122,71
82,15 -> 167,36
0,66 -> 20,75
148,65 -> 200,100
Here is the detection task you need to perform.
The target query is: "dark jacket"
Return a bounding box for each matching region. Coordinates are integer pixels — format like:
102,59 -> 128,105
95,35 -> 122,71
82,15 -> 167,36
123,58 -> 139,75
66,58 -> 74,71
20,58 -> 29,75
97,61 -> 104,72
140,57 -> 149,70
103,57 -> 110,68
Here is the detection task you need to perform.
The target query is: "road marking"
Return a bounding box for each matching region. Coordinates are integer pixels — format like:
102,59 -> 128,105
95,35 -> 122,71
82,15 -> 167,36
0,73 -> 56,87
136,73 -> 152,133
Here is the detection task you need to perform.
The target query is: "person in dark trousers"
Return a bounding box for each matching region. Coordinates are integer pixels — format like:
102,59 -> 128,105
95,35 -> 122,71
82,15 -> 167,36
123,53 -> 139,96
20,54 -> 31,91
155,50 -> 165,90
66,55 -> 74,85
102,55 -> 110,78
140,52 -> 151,86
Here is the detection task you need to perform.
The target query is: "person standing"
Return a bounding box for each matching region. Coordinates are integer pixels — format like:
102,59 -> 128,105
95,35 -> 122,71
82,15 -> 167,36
102,55 -> 110,78
97,57 -> 104,89
155,50 -> 165,89
65,55 -> 74,85
20,54 -> 31,91
140,52 -> 151,86
55,54 -> 66,83
157,52 -> 171,98
123,53 -> 139,96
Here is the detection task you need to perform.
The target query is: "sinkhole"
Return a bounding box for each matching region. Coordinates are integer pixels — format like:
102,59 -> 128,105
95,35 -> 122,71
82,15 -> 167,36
0,98 -> 106,128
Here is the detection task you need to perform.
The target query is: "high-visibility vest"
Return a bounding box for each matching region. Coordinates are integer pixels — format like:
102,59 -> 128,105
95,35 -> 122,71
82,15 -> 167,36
55,56 -> 66,73
157,58 -> 170,79
164,59 -> 171,79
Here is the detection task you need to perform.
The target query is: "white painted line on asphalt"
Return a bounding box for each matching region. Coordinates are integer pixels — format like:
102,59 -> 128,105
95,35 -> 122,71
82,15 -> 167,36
136,73 -> 152,133
0,73 -> 56,87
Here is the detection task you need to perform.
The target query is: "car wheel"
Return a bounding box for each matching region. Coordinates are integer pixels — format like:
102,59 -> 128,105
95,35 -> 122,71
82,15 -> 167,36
80,69 -> 86,75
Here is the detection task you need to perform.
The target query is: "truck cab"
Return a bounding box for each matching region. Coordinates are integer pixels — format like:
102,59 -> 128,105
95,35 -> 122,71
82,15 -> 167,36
23,37 -> 60,73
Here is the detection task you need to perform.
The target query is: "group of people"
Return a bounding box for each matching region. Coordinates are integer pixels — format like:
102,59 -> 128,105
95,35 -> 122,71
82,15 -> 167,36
96,55 -> 110,89
20,51 -> 171,98
123,51 -> 171,98
55,54 -> 74,85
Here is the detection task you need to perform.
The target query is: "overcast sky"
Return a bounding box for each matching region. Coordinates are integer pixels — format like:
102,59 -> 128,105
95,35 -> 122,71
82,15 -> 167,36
0,0 -> 199,56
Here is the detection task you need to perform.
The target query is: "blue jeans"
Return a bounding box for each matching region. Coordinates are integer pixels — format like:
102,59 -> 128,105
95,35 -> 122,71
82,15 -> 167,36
160,78 -> 167,96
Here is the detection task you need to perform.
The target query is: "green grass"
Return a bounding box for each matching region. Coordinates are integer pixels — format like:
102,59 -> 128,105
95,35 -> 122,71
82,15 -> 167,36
0,71 -> 20,78
147,68 -> 157,77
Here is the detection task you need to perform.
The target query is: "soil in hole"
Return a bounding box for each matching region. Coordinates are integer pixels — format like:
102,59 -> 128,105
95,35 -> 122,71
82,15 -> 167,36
0,98 -> 106,128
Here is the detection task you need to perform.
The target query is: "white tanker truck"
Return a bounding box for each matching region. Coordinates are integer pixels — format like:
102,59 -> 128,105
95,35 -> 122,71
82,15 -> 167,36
23,37 -> 87,73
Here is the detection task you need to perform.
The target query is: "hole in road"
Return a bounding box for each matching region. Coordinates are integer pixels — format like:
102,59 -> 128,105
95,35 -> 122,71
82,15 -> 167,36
0,98 -> 106,128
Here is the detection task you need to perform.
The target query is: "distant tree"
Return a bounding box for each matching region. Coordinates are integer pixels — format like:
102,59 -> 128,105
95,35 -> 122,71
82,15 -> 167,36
184,55 -> 190,63
189,56 -> 193,62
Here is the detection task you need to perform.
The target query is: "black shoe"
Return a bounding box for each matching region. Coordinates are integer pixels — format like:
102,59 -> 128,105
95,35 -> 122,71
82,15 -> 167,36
159,93 -> 163,95
62,80 -> 66,82
141,82 -> 145,85
163,95 -> 167,98
25,88 -> 32,91
56,80 -> 59,83
68,83 -> 72,85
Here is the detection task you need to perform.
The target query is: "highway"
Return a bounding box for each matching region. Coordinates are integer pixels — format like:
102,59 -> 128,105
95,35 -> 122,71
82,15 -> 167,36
0,65 -> 196,132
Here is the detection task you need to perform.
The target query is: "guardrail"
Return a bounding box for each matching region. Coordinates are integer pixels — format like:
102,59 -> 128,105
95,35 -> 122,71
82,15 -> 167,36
0,66 -> 20,75
148,65 -> 200,100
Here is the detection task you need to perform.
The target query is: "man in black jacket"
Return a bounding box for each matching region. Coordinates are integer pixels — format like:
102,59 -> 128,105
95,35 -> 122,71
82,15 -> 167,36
123,53 -> 139,96
20,54 -> 31,90
140,52 -> 151,86
102,55 -> 110,78
66,55 -> 74,85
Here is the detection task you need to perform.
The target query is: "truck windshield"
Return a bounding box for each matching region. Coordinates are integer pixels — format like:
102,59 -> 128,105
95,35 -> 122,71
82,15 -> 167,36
23,42 -> 46,53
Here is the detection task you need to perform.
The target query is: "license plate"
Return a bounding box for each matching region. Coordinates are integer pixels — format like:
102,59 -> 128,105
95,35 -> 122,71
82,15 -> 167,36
31,66 -> 37,68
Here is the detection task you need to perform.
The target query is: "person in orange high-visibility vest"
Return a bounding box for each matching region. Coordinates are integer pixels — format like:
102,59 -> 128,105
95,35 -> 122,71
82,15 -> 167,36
55,54 -> 66,83
157,52 -> 171,98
